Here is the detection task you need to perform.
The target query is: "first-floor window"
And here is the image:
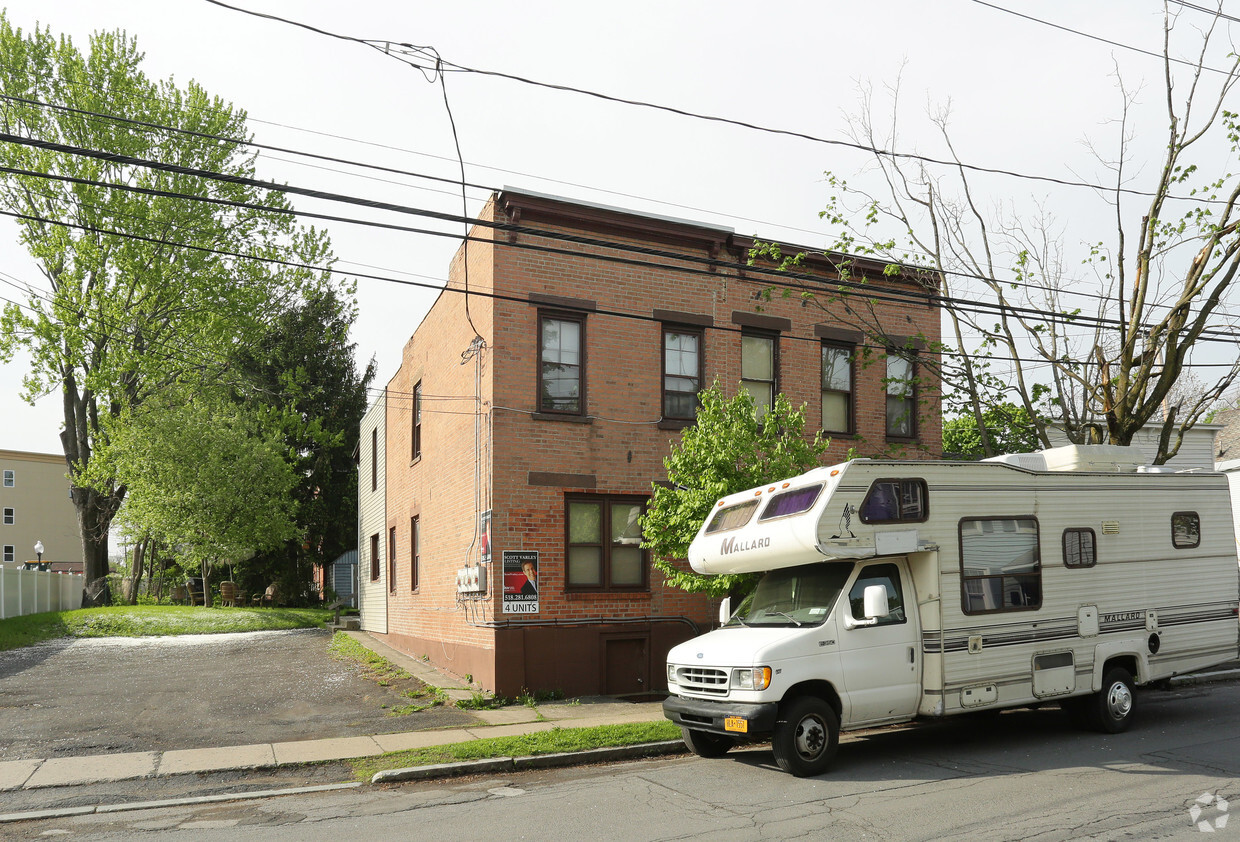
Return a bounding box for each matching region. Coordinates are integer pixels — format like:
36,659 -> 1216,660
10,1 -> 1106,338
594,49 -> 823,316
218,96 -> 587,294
370,533 -> 380,581
960,517 -> 1041,614
566,495 -> 648,590
2,507 -> 12,525
410,516 -> 420,591
885,352 -> 916,438
388,527 -> 397,592
2,545 -> 12,563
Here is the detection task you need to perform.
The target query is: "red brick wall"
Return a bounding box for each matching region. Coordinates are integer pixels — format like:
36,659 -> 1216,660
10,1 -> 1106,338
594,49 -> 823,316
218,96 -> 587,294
379,192 -> 943,696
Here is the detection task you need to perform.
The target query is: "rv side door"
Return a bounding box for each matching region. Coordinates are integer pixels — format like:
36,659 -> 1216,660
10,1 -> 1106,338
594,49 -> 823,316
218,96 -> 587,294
837,559 -> 921,726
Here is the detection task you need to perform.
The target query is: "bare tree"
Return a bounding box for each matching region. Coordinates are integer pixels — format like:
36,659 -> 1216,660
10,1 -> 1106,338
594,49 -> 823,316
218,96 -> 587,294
758,3 -> 1240,462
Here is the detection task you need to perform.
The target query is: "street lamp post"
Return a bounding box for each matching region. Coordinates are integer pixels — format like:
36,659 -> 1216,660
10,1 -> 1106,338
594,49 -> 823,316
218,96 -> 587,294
34,540 -> 44,563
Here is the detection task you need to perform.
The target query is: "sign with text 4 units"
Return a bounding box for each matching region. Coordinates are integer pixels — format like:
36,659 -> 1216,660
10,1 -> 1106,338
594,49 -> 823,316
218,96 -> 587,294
502,550 -> 539,614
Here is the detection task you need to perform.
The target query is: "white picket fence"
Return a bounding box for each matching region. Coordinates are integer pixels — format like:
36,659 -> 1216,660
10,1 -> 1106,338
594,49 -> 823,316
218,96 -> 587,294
0,567 -> 84,619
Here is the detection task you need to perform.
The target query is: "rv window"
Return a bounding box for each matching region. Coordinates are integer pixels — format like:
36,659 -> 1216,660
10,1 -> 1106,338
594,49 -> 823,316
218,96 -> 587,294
847,563 -> 906,626
859,479 -> 927,523
758,484 -> 823,522
1172,512 -> 1200,549
959,517 -> 1041,614
705,499 -> 760,534
1063,528 -> 1096,568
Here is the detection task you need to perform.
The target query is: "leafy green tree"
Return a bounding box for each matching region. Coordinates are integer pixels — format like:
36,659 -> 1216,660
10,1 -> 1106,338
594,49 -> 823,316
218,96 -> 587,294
230,288 -> 374,601
942,402 -> 1042,459
0,18 -> 334,598
641,384 -> 829,598
110,396 -> 300,599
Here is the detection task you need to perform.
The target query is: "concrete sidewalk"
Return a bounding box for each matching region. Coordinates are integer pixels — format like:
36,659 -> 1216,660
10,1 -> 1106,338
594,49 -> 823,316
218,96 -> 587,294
0,629 -> 669,793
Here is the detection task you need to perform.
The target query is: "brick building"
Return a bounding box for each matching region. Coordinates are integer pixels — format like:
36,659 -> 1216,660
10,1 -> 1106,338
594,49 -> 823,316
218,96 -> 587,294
360,189 -> 942,696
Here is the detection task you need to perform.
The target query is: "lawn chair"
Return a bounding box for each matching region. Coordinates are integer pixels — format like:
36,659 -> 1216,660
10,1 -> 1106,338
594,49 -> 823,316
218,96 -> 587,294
186,581 -> 205,606
256,584 -> 280,607
220,581 -> 238,607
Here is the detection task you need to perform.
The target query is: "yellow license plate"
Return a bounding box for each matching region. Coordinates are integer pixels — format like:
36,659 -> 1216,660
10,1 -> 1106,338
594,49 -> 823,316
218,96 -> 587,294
724,716 -> 748,733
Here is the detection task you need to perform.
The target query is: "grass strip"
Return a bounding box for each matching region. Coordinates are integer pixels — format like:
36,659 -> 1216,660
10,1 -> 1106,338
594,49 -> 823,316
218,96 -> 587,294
349,720 -> 681,781
0,606 -> 331,651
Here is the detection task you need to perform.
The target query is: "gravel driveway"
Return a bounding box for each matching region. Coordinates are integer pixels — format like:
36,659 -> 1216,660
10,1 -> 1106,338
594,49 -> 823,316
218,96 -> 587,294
0,628 -> 478,761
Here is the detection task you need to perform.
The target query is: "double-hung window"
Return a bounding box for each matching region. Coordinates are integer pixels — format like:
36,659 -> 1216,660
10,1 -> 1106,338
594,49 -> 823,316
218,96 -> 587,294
566,495 -> 647,590
539,313 -> 585,414
2,546 -> 13,563
885,352 -> 917,438
2,507 -> 13,525
741,331 -> 777,420
388,527 -> 397,593
662,325 -> 702,421
410,516 -> 420,591
821,342 -> 853,434
370,534 -> 380,582
2,470 -> 13,487
412,381 -> 422,460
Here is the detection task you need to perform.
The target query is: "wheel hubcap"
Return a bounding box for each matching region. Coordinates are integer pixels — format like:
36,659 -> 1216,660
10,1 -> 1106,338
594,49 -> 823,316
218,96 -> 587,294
1106,681 -> 1133,719
794,714 -> 826,759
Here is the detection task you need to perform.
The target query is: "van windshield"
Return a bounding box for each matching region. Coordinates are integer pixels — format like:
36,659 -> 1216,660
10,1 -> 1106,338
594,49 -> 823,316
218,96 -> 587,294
725,562 -> 854,627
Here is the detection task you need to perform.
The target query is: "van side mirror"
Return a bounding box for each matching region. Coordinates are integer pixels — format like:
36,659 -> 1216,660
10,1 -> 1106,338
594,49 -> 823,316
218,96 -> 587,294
718,596 -> 732,625
863,584 -> 890,620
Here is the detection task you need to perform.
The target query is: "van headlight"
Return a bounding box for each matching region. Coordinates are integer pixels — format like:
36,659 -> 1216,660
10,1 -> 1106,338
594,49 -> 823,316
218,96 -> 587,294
667,664 -> 678,684
730,667 -> 772,691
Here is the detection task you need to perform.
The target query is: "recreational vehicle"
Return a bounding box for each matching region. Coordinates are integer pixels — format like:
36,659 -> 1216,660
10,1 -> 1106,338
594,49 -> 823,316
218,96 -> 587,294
662,445 -> 1240,776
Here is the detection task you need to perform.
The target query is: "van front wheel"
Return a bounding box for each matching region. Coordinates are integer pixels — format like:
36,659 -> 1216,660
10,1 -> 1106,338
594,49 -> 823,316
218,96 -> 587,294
680,727 -> 734,758
772,696 -> 839,777
1086,667 -> 1136,733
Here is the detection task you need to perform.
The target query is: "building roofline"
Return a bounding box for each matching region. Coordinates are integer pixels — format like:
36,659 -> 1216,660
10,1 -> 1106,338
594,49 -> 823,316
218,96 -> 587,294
0,449 -> 66,465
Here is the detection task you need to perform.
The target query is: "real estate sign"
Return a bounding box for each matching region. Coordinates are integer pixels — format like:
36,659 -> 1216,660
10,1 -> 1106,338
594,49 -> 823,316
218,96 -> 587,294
502,550 -> 538,614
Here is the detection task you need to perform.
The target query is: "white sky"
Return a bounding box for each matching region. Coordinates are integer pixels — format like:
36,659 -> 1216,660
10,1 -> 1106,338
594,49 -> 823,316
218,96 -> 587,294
1,0 -> 1236,454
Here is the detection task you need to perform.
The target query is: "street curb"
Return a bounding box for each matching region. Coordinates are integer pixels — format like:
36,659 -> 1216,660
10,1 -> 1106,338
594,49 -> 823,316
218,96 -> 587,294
0,782 -> 363,824
370,740 -> 686,784
1168,667 -> 1240,688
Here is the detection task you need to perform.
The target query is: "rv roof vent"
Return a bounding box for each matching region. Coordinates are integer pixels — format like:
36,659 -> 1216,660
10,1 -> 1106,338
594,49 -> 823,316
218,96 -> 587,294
1101,521 -> 1120,534
1136,465 -> 1177,473
980,452 -> 1048,471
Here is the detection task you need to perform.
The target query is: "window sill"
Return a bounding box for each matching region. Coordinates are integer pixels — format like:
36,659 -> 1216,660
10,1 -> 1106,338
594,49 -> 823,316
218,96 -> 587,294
657,418 -> 694,431
532,412 -> 593,424
564,589 -> 652,599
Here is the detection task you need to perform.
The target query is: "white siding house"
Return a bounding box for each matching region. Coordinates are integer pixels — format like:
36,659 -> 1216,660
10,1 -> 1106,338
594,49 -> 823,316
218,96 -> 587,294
1047,423 -> 1221,471
358,394 -> 387,633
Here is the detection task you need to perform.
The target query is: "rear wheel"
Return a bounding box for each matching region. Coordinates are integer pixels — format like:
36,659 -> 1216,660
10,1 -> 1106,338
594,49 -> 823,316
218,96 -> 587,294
680,727 -> 735,758
772,696 -> 839,777
1085,667 -> 1136,733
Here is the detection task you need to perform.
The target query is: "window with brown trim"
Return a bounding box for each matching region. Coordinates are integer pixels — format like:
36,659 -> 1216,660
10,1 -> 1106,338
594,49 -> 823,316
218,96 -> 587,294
662,325 -> 703,421
410,516 -> 419,591
885,352 -> 917,438
539,312 -> 586,414
370,427 -> 378,492
412,381 -> 422,460
741,330 -> 777,420
960,517 -> 1041,614
388,527 -> 397,593
821,342 -> 853,434
370,533 -> 380,582
1172,512 -> 1201,548
1063,528 -> 1097,568
566,495 -> 648,590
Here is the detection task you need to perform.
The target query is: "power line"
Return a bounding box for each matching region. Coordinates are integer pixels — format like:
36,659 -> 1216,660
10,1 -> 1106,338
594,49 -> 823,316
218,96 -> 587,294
202,0 -> 1238,203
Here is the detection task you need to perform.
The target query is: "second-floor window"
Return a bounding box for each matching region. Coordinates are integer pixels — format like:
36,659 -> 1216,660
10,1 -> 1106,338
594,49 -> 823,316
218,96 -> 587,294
821,343 -> 853,434
662,326 -> 702,421
388,527 -> 397,593
370,427 -> 378,492
410,516 -> 420,591
741,331 -> 777,420
412,381 -> 422,460
885,352 -> 917,438
539,313 -> 585,414
370,533 -> 380,581
2,469 -> 13,487
2,507 -> 13,525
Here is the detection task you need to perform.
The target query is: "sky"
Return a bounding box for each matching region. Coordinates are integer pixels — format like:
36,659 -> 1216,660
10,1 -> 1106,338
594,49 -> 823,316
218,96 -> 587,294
1,0 -> 1237,454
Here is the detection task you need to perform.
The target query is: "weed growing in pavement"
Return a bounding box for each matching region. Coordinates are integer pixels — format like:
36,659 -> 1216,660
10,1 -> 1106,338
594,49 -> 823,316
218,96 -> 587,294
388,684 -> 449,716
455,691 -> 514,710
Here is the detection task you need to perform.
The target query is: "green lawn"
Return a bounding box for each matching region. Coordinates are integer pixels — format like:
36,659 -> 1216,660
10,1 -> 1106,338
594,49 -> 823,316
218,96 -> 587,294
350,720 -> 683,780
0,605 -> 332,651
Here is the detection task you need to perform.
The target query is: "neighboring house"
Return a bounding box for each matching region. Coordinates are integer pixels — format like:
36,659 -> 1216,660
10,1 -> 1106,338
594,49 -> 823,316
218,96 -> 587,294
1213,407 -> 1240,466
0,449 -> 80,568
1046,423 -> 1221,471
358,398 -> 387,633
327,549 -> 358,605
362,189 -> 943,696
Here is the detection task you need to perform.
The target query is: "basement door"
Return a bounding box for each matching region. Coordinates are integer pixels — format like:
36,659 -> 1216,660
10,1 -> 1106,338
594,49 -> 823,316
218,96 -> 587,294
602,634 -> 649,696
